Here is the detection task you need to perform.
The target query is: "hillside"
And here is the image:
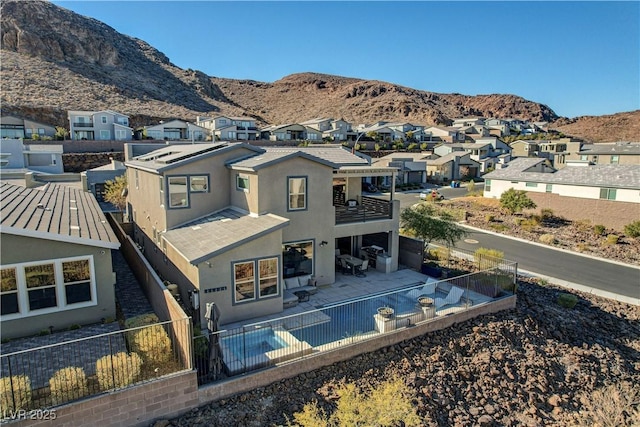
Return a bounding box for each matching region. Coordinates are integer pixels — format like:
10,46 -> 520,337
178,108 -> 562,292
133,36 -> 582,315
550,110 -> 640,143
1,0 -> 637,143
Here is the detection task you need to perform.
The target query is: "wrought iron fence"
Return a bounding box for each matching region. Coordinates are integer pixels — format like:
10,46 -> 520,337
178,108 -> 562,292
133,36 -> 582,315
0,318 -> 191,412
195,265 -> 517,385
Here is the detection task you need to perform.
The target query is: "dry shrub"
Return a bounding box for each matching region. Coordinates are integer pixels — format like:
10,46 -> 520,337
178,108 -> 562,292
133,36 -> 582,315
129,324 -> 172,366
0,375 -> 31,411
557,293 -> 578,309
49,367 -> 88,405
576,381 -> 640,427
96,352 -> 143,391
539,234 -> 557,245
605,235 -> 619,245
474,248 -> 504,270
288,375 -> 422,427
574,219 -> 592,232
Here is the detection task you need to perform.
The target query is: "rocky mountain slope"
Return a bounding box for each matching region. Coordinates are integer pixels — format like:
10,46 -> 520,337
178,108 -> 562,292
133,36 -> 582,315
1,0 -> 637,143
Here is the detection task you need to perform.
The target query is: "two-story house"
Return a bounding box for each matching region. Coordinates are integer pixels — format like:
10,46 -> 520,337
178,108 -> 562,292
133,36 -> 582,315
300,118 -> 353,141
0,139 -> 64,174
124,143 -> 400,326
196,116 -> 260,141
569,142 -> 640,166
423,126 -> 466,143
1,116 -> 57,140
68,110 -> 132,141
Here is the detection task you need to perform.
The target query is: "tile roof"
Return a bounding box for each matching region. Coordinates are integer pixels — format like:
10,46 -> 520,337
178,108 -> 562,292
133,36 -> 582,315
485,158 -> 640,189
0,182 -> 119,248
228,146 -> 370,170
580,142 -> 640,155
162,208 -> 289,263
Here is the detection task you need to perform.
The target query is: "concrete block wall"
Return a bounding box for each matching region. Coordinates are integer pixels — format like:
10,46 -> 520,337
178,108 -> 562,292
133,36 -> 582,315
11,371 -> 198,427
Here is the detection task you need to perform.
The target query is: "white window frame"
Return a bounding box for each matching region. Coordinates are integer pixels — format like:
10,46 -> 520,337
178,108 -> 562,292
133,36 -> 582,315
288,176 -> 307,211
236,174 -> 250,192
1,256 -> 97,320
233,261 -> 256,303
190,175 -> 209,193
168,176 -> 189,208
101,116 -> 108,124
99,129 -> 110,140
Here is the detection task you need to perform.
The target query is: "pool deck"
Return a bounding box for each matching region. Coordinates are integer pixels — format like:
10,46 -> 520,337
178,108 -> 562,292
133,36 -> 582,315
221,265 -> 485,331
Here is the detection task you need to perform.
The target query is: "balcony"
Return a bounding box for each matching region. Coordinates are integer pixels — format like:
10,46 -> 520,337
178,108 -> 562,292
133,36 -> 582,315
335,196 -> 392,224
73,122 -> 94,128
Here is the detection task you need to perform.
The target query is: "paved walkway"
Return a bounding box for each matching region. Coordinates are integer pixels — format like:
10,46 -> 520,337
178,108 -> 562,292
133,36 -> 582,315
0,250 -> 155,389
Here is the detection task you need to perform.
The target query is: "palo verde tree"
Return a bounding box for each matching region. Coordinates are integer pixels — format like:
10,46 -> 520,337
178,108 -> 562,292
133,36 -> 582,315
499,188 -> 537,214
104,175 -> 128,214
400,203 -> 467,253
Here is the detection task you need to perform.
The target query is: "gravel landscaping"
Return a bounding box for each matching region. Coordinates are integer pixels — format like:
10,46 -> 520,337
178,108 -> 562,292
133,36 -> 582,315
159,277 -> 639,426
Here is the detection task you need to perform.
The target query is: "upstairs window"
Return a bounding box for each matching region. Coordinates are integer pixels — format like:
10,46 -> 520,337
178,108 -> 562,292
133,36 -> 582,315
236,174 -> 250,191
101,116 -> 107,124
168,176 -> 189,208
610,155 -> 619,164
190,176 -> 209,193
484,179 -> 491,192
288,177 -> 307,211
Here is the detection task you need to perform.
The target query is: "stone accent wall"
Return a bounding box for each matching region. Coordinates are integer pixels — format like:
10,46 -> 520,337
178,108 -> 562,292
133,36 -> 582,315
14,371 -> 198,427
63,152 -> 124,173
527,192 -> 638,231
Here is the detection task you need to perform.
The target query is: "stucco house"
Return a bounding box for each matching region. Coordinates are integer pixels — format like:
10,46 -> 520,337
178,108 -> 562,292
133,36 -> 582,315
195,116 -> 260,141
0,182 -> 120,339
81,158 -> 126,210
68,110 -> 132,141
1,115 -> 57,140
124,143 -> 400,326
568,142 -> 640,166
426,152 -> 481,183
483,157 -> 640,204
423,126 -> 466,143
0,138 -> 63,174
135,119 -> 208,142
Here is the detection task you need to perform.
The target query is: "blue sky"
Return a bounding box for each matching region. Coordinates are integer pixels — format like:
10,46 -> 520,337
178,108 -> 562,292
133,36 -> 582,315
54,1 -> 639,118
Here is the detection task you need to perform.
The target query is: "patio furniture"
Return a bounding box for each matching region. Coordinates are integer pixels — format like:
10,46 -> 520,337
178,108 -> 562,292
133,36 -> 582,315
434,286 -> 465,309
340,258 -> 353,275
293,290 -> 310,302
355,259 -> 369,277
405,278 -> 438,300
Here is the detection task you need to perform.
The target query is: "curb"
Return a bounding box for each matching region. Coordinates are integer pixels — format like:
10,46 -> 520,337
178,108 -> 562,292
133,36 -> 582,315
518,269 -> 640,306
458,223 -> 640,270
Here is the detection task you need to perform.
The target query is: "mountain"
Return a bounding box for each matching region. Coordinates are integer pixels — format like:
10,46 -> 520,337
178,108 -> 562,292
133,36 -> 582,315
1,0 -> 636,143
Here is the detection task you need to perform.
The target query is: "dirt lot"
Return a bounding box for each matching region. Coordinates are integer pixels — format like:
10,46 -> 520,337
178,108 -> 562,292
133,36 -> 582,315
446,197 -> 640,266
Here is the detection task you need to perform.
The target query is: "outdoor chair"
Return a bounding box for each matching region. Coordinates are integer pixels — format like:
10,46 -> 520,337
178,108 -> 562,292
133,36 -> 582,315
434,286 -> 465,309
405,278 -> 438,300
340,258 -> 353,275
355,259 -> 369,277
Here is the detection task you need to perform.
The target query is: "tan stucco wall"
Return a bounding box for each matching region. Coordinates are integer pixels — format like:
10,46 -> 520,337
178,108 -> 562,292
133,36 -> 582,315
197,230 -> 284,326
229,171 -> 259,213
255,158 -> 337,285
0,234 -> 116,339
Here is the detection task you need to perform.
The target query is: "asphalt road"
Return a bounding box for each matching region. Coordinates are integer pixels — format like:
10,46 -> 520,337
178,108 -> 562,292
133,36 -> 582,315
381,188 -> 640,303
453,228 -> 640,302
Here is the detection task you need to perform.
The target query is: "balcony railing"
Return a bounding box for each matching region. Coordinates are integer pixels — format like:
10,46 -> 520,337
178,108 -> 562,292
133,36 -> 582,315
72,122 -> 94,128
335,196 -> 392,224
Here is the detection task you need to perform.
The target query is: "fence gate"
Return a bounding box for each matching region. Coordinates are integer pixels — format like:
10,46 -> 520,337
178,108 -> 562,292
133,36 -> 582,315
399,235 -> 424,270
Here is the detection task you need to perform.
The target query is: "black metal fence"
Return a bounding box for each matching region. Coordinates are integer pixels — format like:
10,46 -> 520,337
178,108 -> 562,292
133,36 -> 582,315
195,263 -> 517,386
0,318 -> 191,411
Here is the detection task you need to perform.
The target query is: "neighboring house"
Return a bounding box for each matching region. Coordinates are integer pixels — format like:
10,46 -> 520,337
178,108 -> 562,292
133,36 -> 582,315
568,142 -> 640,166
510,138 -> 583,168
196,116 -> 260,141
483,157 -> 640,204
136,119 -> 207,141
260,124 -> 308,141
124,142 -> 400,326
451,117 -> 485,128
423,126 -> 466,143
68,110 -> 132,141
426,152 -> 481,183
1,116 -> 57,140
300,118 -> 353,141
81,158 -> 127,210
373,152 -> 428,184
434,138 -> 511,174
0,138 -> 63,174
357,122 -> 405,142
0,182 -> 120,339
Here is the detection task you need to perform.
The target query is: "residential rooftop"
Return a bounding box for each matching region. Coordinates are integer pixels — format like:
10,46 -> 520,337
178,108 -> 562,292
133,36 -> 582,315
0,182 -> 119,248
162,208 -> 289,264
579,142 -> 640,155
485,158 -> 640,189
228,146 -> 370,171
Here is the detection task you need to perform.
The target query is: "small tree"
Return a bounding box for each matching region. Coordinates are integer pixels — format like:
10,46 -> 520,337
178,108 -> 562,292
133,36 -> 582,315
54,126 -> 68,141
500,188 -> 537,214
400,204 -> 467,255
104,175 -> 128,214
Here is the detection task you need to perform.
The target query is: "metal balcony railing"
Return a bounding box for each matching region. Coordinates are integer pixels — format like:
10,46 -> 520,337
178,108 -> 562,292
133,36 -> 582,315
335,196 -> 392,224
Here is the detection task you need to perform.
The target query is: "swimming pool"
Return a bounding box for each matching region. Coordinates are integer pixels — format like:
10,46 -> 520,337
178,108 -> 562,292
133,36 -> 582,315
290,292 -> 420,347
221,328 -> 287,359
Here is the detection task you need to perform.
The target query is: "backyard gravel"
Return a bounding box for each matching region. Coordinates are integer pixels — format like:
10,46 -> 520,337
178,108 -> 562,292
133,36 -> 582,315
158,277 -> 640,426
